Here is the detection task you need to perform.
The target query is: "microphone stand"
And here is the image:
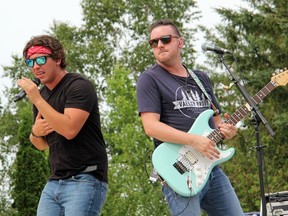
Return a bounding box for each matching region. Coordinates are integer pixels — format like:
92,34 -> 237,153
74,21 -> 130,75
218,54 -> 275,216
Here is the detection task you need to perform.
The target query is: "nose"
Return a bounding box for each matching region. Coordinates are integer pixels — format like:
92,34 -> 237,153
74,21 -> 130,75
32,60 -> 41,69
157,40 -> 165,47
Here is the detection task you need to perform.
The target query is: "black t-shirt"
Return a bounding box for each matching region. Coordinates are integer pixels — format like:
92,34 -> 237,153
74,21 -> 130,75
136,64 -> 221,147
33,73 -> 108,182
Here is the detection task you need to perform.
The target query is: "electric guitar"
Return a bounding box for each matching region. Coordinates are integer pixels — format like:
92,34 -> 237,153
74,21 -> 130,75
152,70 -> 288,197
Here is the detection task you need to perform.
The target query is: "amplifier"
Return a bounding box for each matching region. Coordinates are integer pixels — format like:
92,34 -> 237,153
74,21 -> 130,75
261,191 -> 288,216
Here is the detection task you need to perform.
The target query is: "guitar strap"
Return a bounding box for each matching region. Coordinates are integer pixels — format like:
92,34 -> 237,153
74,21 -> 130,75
187,68 -> 220,116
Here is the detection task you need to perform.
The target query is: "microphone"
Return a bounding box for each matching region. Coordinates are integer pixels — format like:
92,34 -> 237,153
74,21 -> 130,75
14,78 -> 41,102
201,42 -> 233,55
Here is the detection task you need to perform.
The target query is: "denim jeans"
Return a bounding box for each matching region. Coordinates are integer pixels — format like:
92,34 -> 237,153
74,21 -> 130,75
162,166 -> 244,216
37,173 -> 108,216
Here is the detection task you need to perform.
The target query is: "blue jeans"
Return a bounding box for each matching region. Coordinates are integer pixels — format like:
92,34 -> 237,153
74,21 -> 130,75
37,174 -> 108,216
162,166 -> 244,216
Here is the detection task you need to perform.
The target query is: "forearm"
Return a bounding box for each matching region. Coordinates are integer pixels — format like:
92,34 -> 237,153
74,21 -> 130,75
33,97 -> 84,139
143,120 -> 198,146
29,133 -> 49,151
34,97 -> 68,129
141,112 -> 220,159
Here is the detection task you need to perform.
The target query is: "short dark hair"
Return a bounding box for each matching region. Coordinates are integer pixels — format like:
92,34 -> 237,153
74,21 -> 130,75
23,35 -> 67,69
149,19 -> 181,37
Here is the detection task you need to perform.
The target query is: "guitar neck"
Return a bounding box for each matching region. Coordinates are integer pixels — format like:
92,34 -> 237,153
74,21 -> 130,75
208,81 -> 277,143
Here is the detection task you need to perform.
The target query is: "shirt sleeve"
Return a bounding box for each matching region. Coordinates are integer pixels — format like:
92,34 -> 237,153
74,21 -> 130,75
136,72 -> 161,116
65,78 -> 97,113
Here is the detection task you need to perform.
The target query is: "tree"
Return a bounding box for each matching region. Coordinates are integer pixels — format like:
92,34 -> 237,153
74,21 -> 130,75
0,107 -> 18,216
10,104 -> 49,216
79,0 -> 201,215
200,0 -> 288,212
0,55 -> 34,215
7,0 -> 287,214
102,65 -> 170,215
79,0 -> 200,78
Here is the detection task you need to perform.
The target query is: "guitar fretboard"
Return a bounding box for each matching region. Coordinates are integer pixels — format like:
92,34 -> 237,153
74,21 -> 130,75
208,81 -> 277,143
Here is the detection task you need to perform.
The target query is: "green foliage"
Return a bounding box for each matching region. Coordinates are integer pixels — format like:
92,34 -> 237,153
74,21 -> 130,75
80,0 -> 200,81
9,104 -> 49,216
201,0 -> 288,212
48,22 -> 89,75
2,0 -> 288,214
0,52 -> 49,214
0,109 -> 18,216
89,1 -> 200,214
102,65 -> 170,215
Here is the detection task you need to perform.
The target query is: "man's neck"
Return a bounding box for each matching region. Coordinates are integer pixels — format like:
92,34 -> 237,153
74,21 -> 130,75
157,62 -> 187,77
46,70 -> 68,90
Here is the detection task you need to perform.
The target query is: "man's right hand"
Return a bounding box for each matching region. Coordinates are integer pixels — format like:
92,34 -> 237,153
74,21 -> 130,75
191,135 -> 220,160
32,112 -> 54,137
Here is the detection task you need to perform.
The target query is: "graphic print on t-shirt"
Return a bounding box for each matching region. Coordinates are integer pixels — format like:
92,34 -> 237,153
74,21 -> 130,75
173,84 -> 210,118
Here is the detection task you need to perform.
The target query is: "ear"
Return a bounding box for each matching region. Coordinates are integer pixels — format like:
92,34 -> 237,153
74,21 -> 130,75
56,59 -> 61,66
178,37 -> 184,48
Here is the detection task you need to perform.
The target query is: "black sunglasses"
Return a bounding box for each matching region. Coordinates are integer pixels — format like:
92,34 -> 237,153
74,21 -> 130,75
149,35 -> 179,48
25,56 -> 48,68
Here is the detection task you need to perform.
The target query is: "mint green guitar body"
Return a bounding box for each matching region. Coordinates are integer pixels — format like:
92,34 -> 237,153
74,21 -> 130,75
152,109 -> 235,197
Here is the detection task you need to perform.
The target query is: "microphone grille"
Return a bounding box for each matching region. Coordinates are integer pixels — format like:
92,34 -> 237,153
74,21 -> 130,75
33,78 -> 41,86
201,42 -> 208,51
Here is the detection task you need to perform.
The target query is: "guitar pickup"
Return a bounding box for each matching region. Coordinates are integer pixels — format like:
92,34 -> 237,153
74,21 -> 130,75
173,161 -> 188,174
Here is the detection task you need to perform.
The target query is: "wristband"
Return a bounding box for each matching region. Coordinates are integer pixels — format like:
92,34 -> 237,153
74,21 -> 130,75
31,129 -> 42,138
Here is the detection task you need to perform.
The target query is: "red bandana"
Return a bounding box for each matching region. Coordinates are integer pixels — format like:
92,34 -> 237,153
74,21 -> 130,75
27,46 -> 52,58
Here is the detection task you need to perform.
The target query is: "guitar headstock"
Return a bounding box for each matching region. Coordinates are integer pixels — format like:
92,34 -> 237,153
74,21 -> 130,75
271,69 -> 288,86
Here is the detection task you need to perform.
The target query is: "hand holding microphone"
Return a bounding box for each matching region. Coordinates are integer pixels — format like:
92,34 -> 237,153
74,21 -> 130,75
14,78 -> 41,102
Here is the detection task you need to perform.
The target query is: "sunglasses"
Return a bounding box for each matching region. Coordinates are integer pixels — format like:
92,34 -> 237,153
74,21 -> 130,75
25,56 -> 48,68
149,35 -> 179,48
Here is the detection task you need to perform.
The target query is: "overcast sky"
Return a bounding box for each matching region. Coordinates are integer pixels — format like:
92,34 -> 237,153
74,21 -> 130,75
0,0 -> 245,105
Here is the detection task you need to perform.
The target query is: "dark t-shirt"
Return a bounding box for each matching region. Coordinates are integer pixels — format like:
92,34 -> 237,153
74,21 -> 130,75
33,73 -> 108,182
136,64 -> 221,147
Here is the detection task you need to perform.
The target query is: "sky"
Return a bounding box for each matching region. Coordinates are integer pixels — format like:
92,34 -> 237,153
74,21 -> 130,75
0,0 -> 245,105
